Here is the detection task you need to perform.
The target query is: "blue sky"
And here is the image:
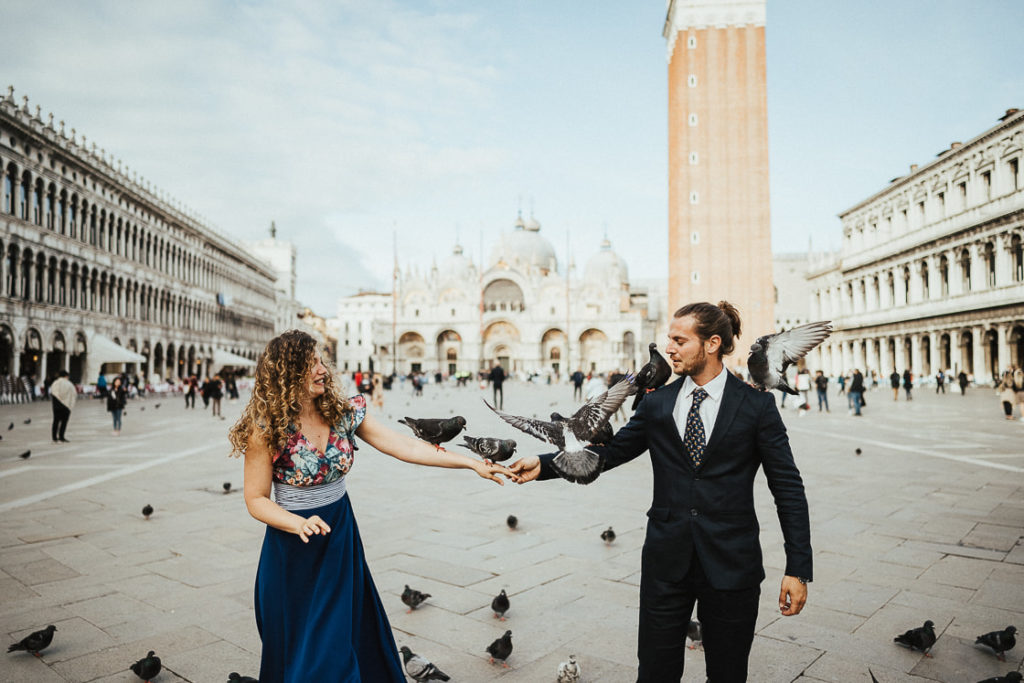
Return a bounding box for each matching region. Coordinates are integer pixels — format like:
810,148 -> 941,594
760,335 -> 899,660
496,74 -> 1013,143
2,1 -> 1021,313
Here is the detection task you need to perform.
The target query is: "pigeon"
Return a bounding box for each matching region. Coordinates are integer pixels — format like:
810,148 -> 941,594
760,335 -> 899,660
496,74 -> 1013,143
506,514 -> 518,530
223,482 -> 232,494
154,403 -> 160,409
461,436 -> 517,463
893,619 -> 936,656
747,321 -> 833,395
140,406 -> 145,411
402,584 -> 431,612
227,674 -> 258,683
855,448 -> 862,456
976,626 -> 1016,662
398,416 -> 466,450
977,673 -> 1023,683
486,630 -> 513,667
601,527 -> 616,544
487,375 -> 636,484
18,450 -> 30,460
491,589 -> 510,620
142,504 -> 153,519
7,625 -> 56,657
23,418 -> 30,424
632,343 -> 672,410
399,646 -> 450,681
556,653 -> 581,683
687,619 -> 702,649
7,422 -> 12,430
130,650 -> 162,681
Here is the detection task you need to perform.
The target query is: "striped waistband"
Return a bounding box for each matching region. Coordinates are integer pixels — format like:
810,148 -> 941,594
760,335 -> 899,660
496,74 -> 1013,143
273,477 -> 347,511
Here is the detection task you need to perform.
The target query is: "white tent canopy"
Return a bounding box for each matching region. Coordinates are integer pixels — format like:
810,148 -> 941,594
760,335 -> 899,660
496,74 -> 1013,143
214,348 -> 257,368
89,334 -> 146,365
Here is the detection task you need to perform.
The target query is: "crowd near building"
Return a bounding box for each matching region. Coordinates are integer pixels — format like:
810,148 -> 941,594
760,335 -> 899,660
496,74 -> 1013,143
807,108 -> 1024,384
0,87 -> 278,397
336,214 -> 665,378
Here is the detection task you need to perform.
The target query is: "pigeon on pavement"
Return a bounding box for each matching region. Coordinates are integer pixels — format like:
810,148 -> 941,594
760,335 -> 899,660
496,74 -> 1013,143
154,403 -> 160,409
227,674 -> 258,683
687,619 -> 702,650
893,619 -> 936,656
18,450 -> 30,460
486,630 -> 513,667
7,625 -> 56,657
402,585 -> 431,612
632,343 -> 672,410
23,418 -> 30,424
747,321 -> 833,395
491,589 -> 510,620
398,416 -> 466,450
977,673 -> 1023,683
601,527 -> 616,544
399,646 -> 450,681
487,375 -> 636,484
130,650 -> 162,682
556,653 -> 581,683
461,436 -> 517,462
142,504 -> 153,519
506,514 -> 518,530
223,482 -> 232,494
7,422 -> 12,430
976,626 -> 1017,662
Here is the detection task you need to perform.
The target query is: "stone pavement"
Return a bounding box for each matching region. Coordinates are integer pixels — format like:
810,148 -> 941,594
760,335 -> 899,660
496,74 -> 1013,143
1,380 -> 1022,682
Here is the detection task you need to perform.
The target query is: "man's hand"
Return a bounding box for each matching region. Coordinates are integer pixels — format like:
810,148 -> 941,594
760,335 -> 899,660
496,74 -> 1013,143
779,576 -> 807,616
508,456 -> 541,484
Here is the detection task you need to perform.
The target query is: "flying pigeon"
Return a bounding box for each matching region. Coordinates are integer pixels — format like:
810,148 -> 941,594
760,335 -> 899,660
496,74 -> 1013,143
399,646 -> 450,681
398,416 -> 466,450
18,450 -> 30,460
687,619 -> 702,650
130,650 -> 162,682
223,482 -> 232,494
747,321 -> 833,395
227,674 -> 258,683
486,630 -> 513,667
461,436 -> 517,463
977,673 -> 1023,683
893,619 -> 936,656
402,584 -> 431,612
487,375 -> 636,484
632,343 -> 672,410
7,625 -> 56,657
142,504 -> 153,519
552,412 -> 615,446
491,589 -> 510,620
976,626 -> 1017,662
556,653 -> 581,683
601,527 -> 616,544
506,514 -> 518,530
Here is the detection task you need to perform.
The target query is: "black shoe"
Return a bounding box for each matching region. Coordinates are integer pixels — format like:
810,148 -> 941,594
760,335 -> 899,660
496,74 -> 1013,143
60,438 -> 70,442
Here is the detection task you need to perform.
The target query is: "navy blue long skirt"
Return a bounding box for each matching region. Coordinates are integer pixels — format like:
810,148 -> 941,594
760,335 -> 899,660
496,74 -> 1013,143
254,492 -> 404,682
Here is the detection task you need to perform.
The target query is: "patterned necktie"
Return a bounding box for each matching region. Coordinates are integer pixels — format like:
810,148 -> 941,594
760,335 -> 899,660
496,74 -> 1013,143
684,387 -> 709,467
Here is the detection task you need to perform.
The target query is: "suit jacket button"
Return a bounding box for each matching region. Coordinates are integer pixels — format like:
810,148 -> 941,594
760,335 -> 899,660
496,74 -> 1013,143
690,508 -> 698,517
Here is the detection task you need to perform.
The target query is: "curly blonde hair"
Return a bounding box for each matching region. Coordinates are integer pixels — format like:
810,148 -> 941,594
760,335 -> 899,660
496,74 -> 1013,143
228,330 -> 351,458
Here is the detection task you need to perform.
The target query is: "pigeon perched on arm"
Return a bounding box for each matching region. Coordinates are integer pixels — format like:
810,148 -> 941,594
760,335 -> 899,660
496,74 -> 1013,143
401,584 -> 431,612
398,416 -> 466,450
461,436 -> 517,463
487,375 -> 636,484
747,321 -> 833,395
486,630 -> 513,667
130,650 -> 162,681
7,625 -> 56,657
399,646 -> 451,681
632,343 -> 672,410
975,625 -> 1016,661
491,589 -> 510,620
556,653 -> 581,683
893,619 -> 936,656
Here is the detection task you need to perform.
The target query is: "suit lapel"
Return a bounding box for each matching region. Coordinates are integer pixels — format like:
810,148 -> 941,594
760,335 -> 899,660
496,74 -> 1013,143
702,371 -> 745,457
658,377 -> 688,461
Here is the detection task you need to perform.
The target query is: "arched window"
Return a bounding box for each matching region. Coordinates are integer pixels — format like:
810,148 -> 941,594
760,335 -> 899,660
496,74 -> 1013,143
959,248 -> 971,290
939,254 -> 949,295
1,164 -> 13,214
19,171 -> 31,220
920,260 -> 929,299
983,242 -> 996,287
45,184 -> 55,229
32,178 -> 43,225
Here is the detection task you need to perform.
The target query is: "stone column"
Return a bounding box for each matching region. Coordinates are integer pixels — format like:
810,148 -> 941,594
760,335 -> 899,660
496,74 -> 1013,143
927,255 -> 941,301
928,331 -> 940,376
39,349 -> 48,385
948,329 -> 959,373
994,233 -> 1012,287
910,335 -> 922,376
878,337 -> 891,376
972,325 -> 986,381
969,243 -> 982,292
908,261 -> 923,304
947,249 -> 962,297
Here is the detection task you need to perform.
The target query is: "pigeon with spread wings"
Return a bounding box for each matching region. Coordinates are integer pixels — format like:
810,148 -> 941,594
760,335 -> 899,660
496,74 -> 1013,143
748,321 -> 833,395
486,375 -> 635,484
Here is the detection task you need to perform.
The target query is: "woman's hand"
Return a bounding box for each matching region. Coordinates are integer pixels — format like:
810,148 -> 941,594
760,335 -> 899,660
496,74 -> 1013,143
471,459 -> 517,485
291,514 -> 331,543
509,456 -> 542,484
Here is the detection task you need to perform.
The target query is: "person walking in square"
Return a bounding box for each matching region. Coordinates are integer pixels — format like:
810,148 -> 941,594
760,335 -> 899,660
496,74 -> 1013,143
889,369 -> 900,400
510,302 -> 811,682
849,369 -> 865,416
49,370 -> 76,443
935,370 -> 946,394
571,369 -> 585,401
999,370 -> 1017,420
489,362 -> 506,410
107,376 -> 127,436
814,370 -> 829,412
958,370 -> 969,395
184,375 -> 197,409
902,369 -> 913,400
210,374 -> 224,418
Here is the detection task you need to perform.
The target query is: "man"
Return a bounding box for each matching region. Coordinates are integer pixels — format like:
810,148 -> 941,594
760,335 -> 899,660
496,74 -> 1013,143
814,370 -> 829,412
50,370 -> 76,443
935,370 -> 945,394
489,362 -> 506,410
902,368 -> 913,400
511,302 -> 812,682
958,370 -> 969,395
571,369 -> 585,401
889,369 -> 901,401
849,368 -> 865,416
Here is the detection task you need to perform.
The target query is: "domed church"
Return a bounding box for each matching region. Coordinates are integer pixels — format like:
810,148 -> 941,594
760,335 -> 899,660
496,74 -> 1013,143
340,214 -> 664,378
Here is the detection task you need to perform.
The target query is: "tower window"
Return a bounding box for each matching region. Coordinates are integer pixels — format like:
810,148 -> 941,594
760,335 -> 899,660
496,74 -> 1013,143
689,191 -> 699,204
688,151 -> 699,165
981,170 -> 992,199
687,35 -> 697,49
688,113 -> 698,127
690,231 -> 700,244
687,74 -> 697,88
691,271 -> 700,284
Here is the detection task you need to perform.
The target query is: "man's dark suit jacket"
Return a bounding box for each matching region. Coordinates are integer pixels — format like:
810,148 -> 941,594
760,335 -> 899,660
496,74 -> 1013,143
539,371 -> 812,590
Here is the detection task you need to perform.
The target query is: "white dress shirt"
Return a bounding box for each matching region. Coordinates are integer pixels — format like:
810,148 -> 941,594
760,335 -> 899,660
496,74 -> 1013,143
673,366 -> 729,445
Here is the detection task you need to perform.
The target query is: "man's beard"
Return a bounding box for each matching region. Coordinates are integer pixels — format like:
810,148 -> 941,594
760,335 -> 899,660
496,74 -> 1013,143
675,344 -> 707,377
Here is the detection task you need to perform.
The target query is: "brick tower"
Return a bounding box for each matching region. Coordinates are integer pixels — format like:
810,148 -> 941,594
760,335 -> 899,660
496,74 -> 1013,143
664,0 -> 774,360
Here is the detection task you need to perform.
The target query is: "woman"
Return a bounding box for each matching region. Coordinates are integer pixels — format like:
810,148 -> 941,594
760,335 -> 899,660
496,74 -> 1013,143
999,370 -> 1016,420
107,376 -> 127,435
370,373 -> 384,410
209,374 -> 224,418
228,330 -> 513,682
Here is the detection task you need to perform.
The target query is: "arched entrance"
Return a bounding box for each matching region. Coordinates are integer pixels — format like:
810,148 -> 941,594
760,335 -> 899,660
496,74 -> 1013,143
20,328 -> 43,378
541,328 -> 566,376
48,330 -> 67,380
0,324 -> 13,376
399,332 -> 426,374
960,330 -> 974,375
983,328 -> 999,383
939,333 -> 951,371
70,332 -> 87,383
483,321 -> 520,371
436,330 -> 461,376
579,328 -> 609,373
920,335 -> 931,376
622,331 -> 637,370
1011,325 -> 1024,369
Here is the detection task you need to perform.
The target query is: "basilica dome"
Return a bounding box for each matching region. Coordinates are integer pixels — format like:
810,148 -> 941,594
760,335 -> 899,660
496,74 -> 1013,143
584,238 -> 629,285
490,214 -> 558,275
440,243 -> 475,284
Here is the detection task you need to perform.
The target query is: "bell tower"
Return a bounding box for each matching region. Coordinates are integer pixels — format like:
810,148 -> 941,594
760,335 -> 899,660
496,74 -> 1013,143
665,0 -> 774,354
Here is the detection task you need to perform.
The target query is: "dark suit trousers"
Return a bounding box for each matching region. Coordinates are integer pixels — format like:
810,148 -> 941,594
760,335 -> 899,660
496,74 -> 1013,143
51,400 -> 70,441
637,555 -> 760,683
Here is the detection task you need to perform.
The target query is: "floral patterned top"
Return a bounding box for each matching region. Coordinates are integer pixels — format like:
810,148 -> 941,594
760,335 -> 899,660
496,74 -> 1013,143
271,396 -> 367,487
